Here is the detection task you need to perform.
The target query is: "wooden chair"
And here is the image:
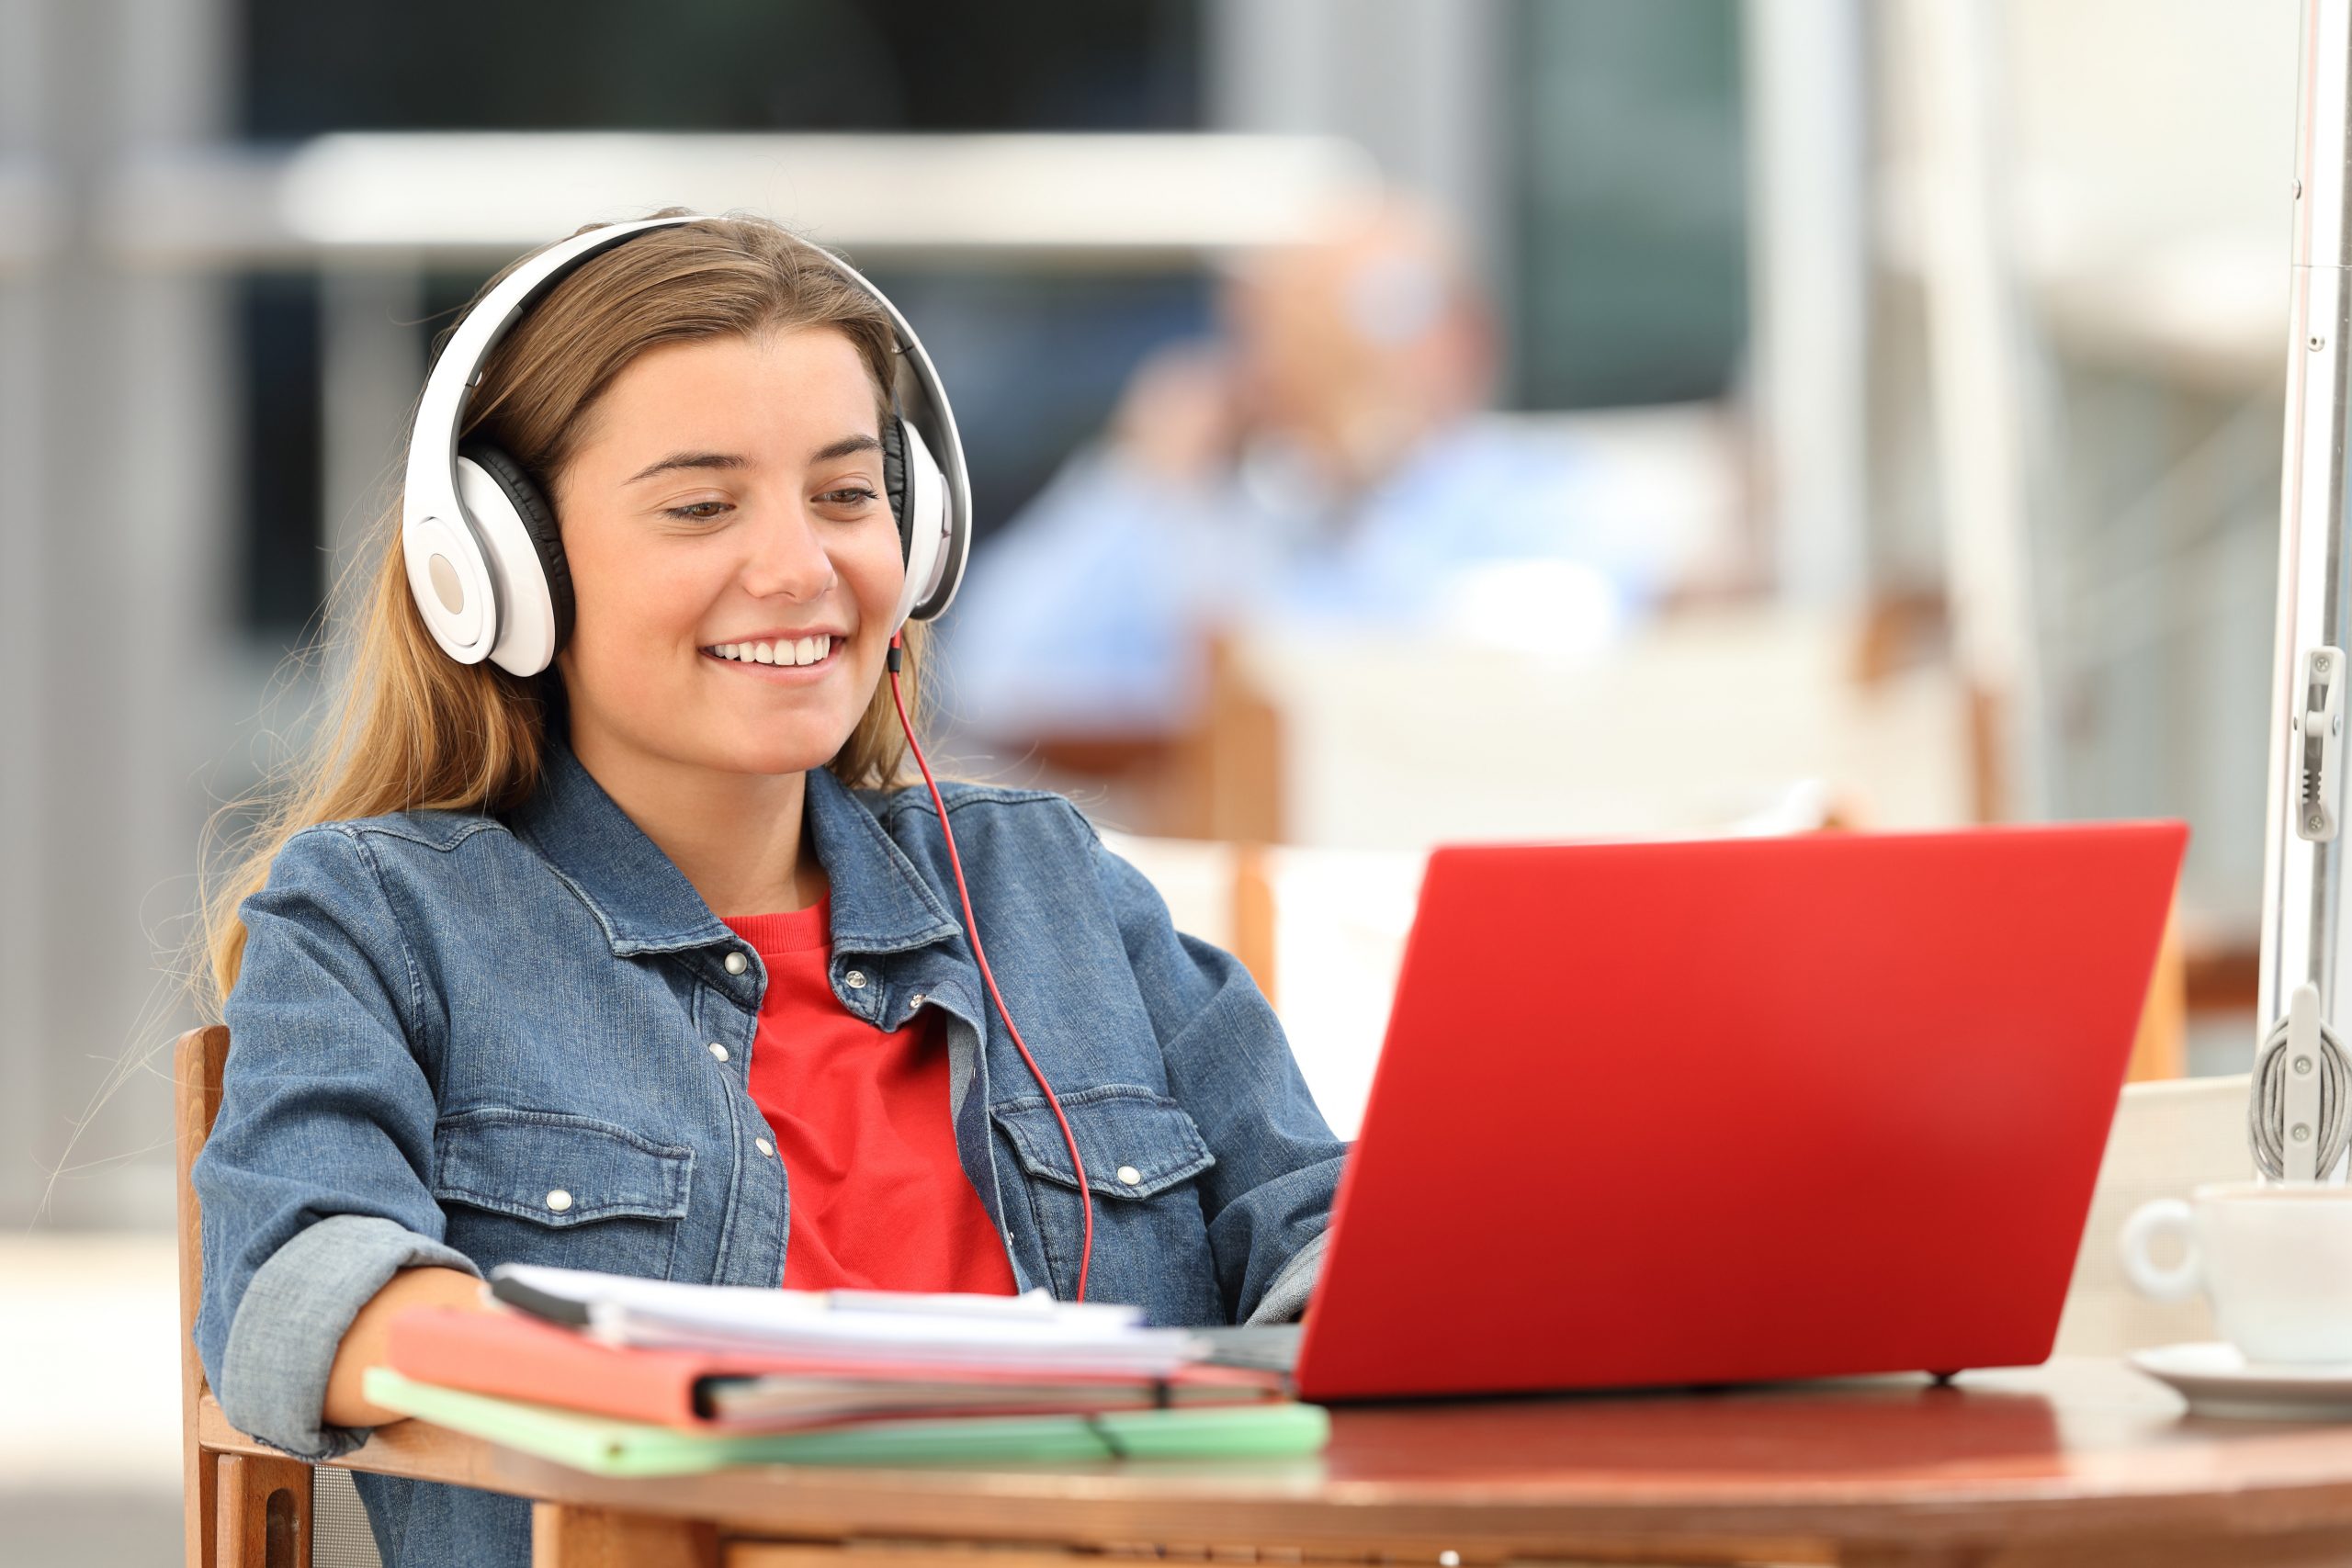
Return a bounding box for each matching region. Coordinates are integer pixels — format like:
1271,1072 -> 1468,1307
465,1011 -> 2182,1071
176,1022 -> 385,1568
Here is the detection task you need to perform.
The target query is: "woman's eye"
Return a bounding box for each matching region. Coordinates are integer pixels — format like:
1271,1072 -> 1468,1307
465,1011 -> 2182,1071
662,490 -> 874,521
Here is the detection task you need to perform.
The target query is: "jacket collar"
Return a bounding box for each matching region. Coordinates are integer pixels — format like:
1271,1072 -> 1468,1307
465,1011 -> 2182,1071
509,735 -> 963,960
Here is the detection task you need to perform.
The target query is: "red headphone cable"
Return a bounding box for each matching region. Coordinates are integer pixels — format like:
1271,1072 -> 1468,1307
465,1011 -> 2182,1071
886,632 -> 1095,1302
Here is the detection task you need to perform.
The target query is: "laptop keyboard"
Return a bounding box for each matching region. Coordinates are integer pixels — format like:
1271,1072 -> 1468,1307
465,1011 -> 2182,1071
1193,1323 -> 1305,1374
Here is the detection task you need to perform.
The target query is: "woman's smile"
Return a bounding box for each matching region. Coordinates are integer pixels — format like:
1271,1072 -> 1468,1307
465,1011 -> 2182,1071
700,632 -> 845,682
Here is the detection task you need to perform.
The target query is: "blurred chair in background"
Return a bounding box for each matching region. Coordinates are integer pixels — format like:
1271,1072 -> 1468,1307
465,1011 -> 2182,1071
941,192 -> 1682,773
1206,606 -> 1973,851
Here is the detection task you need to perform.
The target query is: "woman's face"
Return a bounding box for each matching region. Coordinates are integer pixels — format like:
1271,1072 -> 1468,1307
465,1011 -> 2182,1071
550,327 -> 901,780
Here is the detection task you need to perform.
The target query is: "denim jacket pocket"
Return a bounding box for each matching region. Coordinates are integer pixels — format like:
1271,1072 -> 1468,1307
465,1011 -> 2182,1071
990,1085 -> 1217,1199
991,1085 -> 1226,1313
432,1108 -> 694,1281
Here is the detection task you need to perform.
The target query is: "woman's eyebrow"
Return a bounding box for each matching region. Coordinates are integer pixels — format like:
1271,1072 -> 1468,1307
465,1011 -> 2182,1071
624,435 -> 879,486
810,434 -> 883,464
624,451 -> 749,485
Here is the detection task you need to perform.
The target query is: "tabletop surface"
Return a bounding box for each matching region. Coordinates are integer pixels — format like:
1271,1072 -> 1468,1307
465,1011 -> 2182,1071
298,1358 -> 2352,1554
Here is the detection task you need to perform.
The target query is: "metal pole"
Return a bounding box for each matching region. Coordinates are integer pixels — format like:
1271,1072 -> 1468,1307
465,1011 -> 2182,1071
1744,0 -> 1871,611
2256,0 -> 2352,1184
1904,0 -> 2049,822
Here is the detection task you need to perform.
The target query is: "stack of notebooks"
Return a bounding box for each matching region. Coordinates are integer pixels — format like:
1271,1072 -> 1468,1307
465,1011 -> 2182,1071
362,1263 -> 1327,1475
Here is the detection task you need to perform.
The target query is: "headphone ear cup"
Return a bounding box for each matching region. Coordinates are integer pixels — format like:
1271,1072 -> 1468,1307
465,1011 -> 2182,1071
880,415 -> 912,563
888,418 -> 956,628
456,441 -> 573,673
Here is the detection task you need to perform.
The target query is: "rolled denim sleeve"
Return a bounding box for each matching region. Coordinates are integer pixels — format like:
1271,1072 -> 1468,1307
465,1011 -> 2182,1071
1089,837 -> 1348,1324
193,825 -> 477,1462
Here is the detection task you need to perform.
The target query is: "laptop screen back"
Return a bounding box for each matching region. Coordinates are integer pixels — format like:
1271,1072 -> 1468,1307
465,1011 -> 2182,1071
1294,822 -> 2188,1402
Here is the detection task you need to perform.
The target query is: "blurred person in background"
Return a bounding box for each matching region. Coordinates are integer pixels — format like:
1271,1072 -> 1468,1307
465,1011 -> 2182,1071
943,195 -> 1673,747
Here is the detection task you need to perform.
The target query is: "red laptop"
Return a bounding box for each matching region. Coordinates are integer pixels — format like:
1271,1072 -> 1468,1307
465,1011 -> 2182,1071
1241,822 -> 2187,1402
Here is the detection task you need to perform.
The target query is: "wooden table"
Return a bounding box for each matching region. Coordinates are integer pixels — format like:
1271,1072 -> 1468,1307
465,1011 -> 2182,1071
199,1359 -> 2352,1567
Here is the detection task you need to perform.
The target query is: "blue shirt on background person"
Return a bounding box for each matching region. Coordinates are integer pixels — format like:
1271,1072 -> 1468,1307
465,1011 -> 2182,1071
936,196 -> 1675,747
942,415 -> 1666,741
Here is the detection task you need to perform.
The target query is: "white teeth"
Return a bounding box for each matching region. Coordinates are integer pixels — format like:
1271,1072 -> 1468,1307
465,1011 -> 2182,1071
708,637 -> 832,665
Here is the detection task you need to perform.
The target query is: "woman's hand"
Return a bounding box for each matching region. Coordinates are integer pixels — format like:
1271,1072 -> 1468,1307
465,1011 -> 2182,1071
320,1264 -> 492,1429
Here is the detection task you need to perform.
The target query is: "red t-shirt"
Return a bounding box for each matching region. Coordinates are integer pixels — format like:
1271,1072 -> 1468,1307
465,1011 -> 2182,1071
720,897 -> 1018,1294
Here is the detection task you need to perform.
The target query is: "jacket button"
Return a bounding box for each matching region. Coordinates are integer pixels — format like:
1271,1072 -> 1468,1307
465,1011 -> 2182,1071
545,1189 -> 573,1213
724,951 -> 749,976
707,1042 -> 729,1063
1116,1165 -> 1144,1187
844,969 -> 868,989
755,1137 -> 775,1156
909,991 -> 926,1010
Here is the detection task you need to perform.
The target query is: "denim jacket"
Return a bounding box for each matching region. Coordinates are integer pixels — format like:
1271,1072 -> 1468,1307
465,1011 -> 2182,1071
191,736 -> 1345,1567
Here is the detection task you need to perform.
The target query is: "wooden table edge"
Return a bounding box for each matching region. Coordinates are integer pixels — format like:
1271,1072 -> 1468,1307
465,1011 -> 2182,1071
197,1391 -> 2352,1558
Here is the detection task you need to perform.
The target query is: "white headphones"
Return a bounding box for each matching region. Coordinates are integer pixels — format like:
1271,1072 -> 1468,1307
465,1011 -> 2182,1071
401,214 -> 973,675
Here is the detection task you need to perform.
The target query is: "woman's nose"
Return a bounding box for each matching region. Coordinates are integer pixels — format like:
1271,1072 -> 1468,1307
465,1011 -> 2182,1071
740,506 -> 838,601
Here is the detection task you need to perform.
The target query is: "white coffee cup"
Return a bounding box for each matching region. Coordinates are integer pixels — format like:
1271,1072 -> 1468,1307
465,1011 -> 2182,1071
2120,1180 -> 2352,1363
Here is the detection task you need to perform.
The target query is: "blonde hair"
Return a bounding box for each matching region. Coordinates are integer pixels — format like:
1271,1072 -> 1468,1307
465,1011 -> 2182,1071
197,209 -> 934,1010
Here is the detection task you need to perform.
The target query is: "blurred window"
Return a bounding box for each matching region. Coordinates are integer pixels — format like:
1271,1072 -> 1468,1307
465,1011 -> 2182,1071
1509,0 -> 1748,409
235,0 -> 1204,136
235,274 -> 325,643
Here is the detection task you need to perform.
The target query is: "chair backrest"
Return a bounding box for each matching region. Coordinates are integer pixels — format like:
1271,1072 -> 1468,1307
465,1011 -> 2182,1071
2051,1072 -> 2252,1357
176,1024 -> 385,1568
175,1025 -> 229,1567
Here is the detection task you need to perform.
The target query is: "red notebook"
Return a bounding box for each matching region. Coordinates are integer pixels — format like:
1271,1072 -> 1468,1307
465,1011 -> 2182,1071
386,1309 -> 1283,1432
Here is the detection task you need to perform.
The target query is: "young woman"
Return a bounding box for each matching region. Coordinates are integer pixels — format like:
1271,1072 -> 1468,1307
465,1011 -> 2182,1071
191,209 -> 1344,1567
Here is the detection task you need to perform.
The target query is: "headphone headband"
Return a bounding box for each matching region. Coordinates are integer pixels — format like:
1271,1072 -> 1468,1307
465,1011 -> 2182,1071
401,213 -> 973,670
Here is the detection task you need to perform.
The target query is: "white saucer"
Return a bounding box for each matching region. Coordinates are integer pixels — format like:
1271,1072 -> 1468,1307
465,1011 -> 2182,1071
2129,1342 -> 2352,1420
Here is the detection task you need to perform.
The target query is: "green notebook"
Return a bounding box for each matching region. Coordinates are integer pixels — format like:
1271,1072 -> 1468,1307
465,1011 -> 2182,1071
363,1367 -> 1329,1478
